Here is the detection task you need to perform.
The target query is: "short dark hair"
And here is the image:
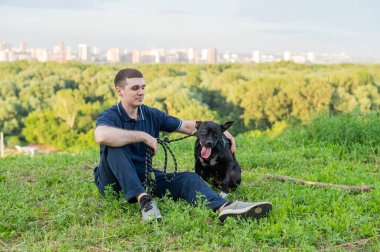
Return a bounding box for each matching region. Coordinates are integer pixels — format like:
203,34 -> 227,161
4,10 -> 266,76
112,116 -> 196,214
114,68 -> 143,87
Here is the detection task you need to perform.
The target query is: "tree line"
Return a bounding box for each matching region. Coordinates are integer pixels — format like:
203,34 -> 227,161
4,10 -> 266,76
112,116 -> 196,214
0,61 -> 379,150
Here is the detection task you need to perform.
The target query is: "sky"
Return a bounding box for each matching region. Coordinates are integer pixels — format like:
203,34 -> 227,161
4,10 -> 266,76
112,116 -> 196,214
0,0 -> 379,58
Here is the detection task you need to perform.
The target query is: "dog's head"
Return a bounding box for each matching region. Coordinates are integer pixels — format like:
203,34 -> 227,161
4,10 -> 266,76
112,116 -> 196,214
195,121 -> 234,159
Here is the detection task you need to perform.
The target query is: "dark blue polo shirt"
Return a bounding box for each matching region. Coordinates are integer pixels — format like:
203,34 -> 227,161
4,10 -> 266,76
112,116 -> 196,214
96,102 -> 182,164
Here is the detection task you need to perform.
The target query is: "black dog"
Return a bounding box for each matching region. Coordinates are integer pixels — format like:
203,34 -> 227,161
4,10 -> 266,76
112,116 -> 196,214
194,121 -> 241,197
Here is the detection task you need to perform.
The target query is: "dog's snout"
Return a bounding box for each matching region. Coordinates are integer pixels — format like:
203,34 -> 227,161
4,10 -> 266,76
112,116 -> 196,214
206,141 -> 213,147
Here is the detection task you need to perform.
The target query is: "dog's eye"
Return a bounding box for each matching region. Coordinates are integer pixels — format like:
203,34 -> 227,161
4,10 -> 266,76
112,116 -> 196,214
214,133 -> 219,137
202,130 -> 207,135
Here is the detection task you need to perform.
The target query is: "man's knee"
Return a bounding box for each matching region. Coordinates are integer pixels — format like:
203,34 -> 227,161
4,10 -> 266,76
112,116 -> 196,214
179,172 -> 203,184
107,147 -> 133,165
107,146 -> 126,156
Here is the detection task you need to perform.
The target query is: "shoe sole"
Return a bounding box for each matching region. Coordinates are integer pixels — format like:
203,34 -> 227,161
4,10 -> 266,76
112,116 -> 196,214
142,208 -> 162,222
218,202 -> 272,222
143,214 -> 162,223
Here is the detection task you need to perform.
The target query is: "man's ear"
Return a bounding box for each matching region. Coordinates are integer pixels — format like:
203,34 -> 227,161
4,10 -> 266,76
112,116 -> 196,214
115,86 -> 123,97
221,121 -> 234,132
195,121 -> 201,130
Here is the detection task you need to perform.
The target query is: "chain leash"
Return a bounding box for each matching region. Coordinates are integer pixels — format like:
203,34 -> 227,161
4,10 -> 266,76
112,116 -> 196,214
144,133 -> 196,194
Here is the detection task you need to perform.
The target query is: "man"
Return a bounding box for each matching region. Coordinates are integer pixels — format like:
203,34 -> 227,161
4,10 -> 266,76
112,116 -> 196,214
94,68 -> 272,222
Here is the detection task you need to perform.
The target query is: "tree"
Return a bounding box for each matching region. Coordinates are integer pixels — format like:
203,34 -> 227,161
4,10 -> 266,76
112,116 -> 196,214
54,89 -> 85,128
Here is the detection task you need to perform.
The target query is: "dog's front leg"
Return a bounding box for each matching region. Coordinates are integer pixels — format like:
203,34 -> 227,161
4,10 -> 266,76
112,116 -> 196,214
219,191 -> 229,198
221,163 -> 232,195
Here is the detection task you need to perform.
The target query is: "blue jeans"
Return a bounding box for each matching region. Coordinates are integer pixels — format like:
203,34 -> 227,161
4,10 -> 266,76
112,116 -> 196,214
94,146 -> 227,210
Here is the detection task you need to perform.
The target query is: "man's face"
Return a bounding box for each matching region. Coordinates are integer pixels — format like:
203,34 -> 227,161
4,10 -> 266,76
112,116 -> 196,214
116,78 -> 145,107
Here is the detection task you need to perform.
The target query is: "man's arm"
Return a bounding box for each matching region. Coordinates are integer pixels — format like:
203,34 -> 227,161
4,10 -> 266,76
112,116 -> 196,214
223,130 -> 236,153
94,126 -> 158,154
176,120 -> 197,136
176,121 -> 236,153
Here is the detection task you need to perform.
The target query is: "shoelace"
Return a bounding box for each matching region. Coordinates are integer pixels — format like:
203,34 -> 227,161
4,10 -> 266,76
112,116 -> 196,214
139,196 -> 153,212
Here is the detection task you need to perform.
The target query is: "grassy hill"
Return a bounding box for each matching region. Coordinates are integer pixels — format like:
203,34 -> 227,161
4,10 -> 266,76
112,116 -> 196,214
1,114 -> 379,251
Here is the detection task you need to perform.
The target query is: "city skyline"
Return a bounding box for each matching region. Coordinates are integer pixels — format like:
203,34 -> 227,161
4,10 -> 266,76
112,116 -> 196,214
0,0 -> 379,59
0,40 -> 354,64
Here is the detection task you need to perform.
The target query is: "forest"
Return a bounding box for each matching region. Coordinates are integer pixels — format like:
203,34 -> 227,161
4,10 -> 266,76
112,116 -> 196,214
1,61 -> 379,150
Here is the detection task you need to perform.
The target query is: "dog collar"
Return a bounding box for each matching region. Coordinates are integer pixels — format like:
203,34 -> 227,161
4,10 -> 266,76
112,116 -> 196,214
219,135 -> 228,148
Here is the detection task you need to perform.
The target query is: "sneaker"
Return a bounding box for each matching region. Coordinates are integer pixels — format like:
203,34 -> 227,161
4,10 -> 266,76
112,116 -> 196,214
139,195 -> 162,222
218,201 -> 272,222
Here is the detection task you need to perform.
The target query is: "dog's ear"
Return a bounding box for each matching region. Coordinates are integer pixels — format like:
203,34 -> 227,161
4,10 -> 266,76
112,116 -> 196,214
221,121 -> 234,132
195,121 -> 201,130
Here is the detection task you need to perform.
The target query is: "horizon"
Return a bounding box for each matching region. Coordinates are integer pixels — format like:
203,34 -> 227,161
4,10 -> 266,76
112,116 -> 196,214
0,0 -> 379,58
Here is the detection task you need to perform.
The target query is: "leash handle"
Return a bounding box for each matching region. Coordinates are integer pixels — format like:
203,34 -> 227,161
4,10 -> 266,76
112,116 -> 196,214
144,147 -> 156,194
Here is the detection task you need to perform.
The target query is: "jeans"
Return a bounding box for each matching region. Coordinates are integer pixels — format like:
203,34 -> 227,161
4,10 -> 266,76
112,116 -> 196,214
94,146 -> 227,210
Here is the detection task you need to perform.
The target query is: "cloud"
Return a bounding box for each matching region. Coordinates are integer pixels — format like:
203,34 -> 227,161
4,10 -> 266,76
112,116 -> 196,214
0,0 -> 121,10
236,0 -> 380,32
255,22 -> 337,35
158,9 -> 194,15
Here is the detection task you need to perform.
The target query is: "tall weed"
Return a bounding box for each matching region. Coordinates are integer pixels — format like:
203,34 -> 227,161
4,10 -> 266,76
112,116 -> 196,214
285,112 -> 380,149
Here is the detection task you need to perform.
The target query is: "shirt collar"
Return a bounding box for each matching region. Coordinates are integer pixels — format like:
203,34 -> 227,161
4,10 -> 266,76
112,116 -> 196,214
117,102 -> 145,122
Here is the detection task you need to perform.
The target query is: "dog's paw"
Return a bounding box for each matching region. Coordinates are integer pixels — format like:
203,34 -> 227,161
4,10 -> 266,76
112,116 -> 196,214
219,191 -> 229,198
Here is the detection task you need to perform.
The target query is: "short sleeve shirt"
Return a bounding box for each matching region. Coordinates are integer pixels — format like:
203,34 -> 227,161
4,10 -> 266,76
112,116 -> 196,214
96,102 -> 182,164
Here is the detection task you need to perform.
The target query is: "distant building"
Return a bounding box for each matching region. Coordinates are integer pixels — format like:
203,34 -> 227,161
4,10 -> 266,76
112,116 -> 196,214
91,46 -> 103,61
200,49 -> 208,63
261,54 -> 276,63
199,48 -> 218,63
52,42 -> 64,54
120,50 -> 132,63
107,48 -> 120,63
150,49 -> 165,63
222,51 -> 230,63
30,48 -> 48,62
221,51 -> 243,63
131,50 -> 140,64
165,52 -> 177,63
0,49 -> 13,61
252,50 -> 260,63
92,46 -> 100,55
19,42 -> 27,53
312,52 -> 351,64
78,44 -> 91,61
283,51 -> 291,61
187,48 -> 196,63
292,55 -> 307,64
0,42 -> 11,51
137,50 -> 155,64
66,46 -> 74,61
207,48 -> 217,63
178,50 -> 189,63
17,53 -> 29,61
50,42 -> 65,63
230,53 -> 240,63
307,52 -> 315,63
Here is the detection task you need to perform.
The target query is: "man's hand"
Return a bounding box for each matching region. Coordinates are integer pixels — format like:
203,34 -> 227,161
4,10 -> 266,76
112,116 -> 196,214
143,133 -> 158,155
177,121 -> 236,153
223,130 -> 236,154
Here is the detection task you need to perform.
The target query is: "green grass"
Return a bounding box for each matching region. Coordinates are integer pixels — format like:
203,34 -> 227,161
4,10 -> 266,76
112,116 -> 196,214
1,116 -> 380,250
